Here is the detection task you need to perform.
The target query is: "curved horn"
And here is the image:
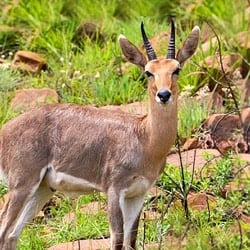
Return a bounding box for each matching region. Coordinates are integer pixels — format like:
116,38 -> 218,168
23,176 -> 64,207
167,18 -> 175,59
141,22 -> 157,61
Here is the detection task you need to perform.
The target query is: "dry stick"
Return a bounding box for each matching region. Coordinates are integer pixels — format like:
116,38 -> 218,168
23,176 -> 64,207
206,22 -> 244,152
198,155 -> 222,181
206,21 -> 240,113
187,148 -> 197,194
180,221 -> 191,241
142,212 -> 146,250
207,192 -> 216,249
158,192 -> 175,250
233,162 -> 250,178
242,70 -> 250,150
236,218 -> 243,250
206,194 -> 211,223
176,133 -> 189,220
179,149 -> 200,242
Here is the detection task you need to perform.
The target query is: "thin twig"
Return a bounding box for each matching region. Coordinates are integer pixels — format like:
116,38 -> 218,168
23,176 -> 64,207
142,212 -> 146,250
206,21 -> 240,114
206,193 -> 211,223
180,221 -> 191,241
199,154 -> 222,181
233,162 -> 250,178
236,218 -> 243,250
158,192 -> 175,250
187,148 -> 197,194
176,133 -> 189,219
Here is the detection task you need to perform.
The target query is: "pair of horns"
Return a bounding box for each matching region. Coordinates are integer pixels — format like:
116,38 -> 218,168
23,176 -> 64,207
141,19 -> 175,60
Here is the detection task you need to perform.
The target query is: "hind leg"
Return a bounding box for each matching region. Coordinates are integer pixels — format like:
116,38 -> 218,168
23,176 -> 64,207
3,182 -> 53,250
0,190 -> 27,248
0,178 -> 53,250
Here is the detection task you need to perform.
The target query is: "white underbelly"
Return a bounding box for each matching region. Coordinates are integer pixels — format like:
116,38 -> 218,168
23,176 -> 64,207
0,167 -> 7,186
44,165 -> 101,198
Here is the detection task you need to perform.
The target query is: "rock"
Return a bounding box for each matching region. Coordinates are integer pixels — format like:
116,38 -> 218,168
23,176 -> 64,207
11,51 -> 47,73
200,113 -> 244,153
216,140 -> 235,154
241,107 -> 250,151
203,54 -> 242,93
48,238 -> 162,250
204,53 -> 242,75
236,31 -> 250,49
201,36 -> 218,54
192,86 -> 225,113
10,87 -> 59,112
183,138 -> 202,151
166,149 -> 221,175
235,30 -> 250,78
237,78 -> 250,105
187,192 -> 217,210
73,22 -> 106,47
199,53 -> 243,106
198,108 -> 250,153
48,238 -> 110,250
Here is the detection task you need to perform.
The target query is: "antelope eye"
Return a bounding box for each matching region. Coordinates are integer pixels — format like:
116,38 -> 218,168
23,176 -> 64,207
145,70 -> 154,77
173,67 -> 181,75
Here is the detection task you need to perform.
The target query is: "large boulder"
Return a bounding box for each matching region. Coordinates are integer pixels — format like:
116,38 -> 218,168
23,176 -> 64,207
11,51 -> 47,73
10,87 -> 59,112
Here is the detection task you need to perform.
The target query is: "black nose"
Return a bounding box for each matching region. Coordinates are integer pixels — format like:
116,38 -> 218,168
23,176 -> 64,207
157,89 -> 171,103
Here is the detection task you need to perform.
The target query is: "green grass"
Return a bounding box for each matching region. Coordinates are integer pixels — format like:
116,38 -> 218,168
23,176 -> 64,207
155,153 -> 250,249
0,0 -> 249,249
178,98 -> 210,139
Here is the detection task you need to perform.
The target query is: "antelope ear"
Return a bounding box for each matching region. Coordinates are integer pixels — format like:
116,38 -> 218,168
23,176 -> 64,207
119,35 -> 147,70
176,26 -> 200,67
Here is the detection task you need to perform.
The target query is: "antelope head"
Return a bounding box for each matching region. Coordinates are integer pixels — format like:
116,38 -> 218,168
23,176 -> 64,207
119,19 -> 200,106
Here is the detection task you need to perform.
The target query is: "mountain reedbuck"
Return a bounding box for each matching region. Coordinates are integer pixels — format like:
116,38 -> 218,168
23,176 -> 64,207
0,20 -> 200,250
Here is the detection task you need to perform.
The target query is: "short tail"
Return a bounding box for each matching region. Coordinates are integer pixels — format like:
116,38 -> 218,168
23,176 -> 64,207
0,135 -> 8,186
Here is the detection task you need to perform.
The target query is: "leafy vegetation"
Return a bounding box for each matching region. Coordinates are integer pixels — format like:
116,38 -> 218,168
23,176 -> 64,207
0,0 -> 249,249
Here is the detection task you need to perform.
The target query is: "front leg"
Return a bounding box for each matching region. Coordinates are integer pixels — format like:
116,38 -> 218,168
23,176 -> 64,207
108,188 -> 124,250
119,193 -> 144,250
107,189 -> 144,250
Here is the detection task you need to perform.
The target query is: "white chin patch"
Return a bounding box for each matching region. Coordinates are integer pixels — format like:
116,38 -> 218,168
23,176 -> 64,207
155,95 -> 173,104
